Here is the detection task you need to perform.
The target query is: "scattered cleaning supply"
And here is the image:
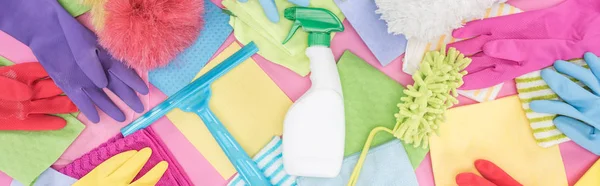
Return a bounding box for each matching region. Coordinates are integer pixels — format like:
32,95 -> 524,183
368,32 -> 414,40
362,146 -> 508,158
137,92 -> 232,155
10,168 -> 77,186
228,136 -> 296,186
456,159 -> 522,186
60,129 -> 192,186
402,3 -> 521,103
0,113 -> 84,186
374,0 -> 507,42
515,60 -> 588,148
334,0 -> 407,67
574,158 -> 600,186
297,139 -> 418,186
121,43 -> 272,185
0,62 -> 78,130
280,7 -> 345,178
337,51 -> 427,168
237,0 -> 309,23
149,0 -> 232,96
346,47 -> 469,186
0,57 -> 83,185
222,0 -> 344,76
99,0 -> 204,70
164,43 -> 291,180
73,148 -> 168,186
402,3 -> 520,75
531,52 -> 600,155
429,96 -> 567,186
449,0 -> 600,90
0,0 -> 149,123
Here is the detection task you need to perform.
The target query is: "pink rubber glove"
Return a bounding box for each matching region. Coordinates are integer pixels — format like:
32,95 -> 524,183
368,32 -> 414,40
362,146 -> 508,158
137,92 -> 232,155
449,0 -> 600,90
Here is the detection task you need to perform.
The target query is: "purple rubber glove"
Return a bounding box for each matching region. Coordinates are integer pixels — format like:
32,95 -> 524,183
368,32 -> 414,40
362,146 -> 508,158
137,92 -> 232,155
448,0 -> 600,90
0,0 -> 149,123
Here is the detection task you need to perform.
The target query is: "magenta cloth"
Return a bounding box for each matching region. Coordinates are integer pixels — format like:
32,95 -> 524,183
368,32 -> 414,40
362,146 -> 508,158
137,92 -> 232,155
58,129 -> 192,186
559,141 -> 599,185
0,173 -> 10,186
508,0 -> 564,10
415,153 -> 435,186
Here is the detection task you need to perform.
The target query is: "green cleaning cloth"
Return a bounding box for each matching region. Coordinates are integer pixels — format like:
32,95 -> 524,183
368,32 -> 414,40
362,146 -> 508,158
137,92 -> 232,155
0,57 -> 85,186
222,0 -> 345,76
58,0 -> 91,17
338,51 -> 428,169
0,55 -> 13,66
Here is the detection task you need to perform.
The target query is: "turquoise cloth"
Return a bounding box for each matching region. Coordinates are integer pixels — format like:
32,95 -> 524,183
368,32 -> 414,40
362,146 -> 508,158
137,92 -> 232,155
149,0 -> 233,96
297,140 -> 418,186
11,168 -> 77,186
228,136 -> 296,186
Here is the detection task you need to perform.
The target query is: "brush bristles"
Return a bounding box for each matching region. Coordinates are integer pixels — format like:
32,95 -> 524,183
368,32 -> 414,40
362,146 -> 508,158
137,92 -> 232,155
375,0 -> 504,42
99,0 -> 205,70
394,47 -> 471,149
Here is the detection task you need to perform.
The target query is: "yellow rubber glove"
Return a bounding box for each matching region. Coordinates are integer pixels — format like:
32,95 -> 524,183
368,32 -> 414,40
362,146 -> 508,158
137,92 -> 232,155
73,147 -> 168,186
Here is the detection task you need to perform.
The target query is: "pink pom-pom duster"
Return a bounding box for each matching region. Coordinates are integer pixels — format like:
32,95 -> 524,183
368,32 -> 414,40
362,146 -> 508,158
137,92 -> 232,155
100,0 -> 204,70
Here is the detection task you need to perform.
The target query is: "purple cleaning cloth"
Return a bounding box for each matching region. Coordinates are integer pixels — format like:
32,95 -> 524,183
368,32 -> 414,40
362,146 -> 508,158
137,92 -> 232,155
334,0 -> 407,66
59,129 -> 192,186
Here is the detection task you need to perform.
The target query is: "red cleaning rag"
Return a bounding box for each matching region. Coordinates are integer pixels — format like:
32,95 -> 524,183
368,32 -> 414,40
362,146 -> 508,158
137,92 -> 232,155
0,62 -> 78,130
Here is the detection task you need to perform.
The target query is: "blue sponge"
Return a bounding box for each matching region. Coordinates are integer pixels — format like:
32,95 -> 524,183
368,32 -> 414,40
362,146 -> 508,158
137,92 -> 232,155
149,1 -> 233,96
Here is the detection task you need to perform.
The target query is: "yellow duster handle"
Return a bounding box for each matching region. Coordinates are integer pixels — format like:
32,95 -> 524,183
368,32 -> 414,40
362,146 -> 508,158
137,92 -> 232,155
347,46 -> 470,186
347,126 -> 394,186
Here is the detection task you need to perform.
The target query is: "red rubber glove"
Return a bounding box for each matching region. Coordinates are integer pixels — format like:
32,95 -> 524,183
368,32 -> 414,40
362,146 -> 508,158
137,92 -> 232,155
456,159 -> 523,186
0,62 -> 78,130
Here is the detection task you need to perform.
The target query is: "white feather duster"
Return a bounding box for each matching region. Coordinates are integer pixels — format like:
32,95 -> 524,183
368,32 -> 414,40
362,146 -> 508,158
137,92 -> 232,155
375,0 -> 507,42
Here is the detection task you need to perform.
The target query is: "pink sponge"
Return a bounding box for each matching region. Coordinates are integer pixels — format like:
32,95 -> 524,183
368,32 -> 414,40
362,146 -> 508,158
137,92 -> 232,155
100,0 -> 204,70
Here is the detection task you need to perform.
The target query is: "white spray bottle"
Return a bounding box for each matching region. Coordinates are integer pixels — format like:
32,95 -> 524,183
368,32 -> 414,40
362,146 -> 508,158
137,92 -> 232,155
281,7 -> 345,178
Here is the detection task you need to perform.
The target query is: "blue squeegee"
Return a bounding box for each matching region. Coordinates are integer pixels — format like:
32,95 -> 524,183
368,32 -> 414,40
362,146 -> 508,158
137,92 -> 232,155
121,42 -> 272,186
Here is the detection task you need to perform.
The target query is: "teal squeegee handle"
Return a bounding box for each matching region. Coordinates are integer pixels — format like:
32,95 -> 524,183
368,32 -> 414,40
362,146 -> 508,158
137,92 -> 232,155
120,42 -> 270,185
121,42 -> 258,137
183,89 -> 272,186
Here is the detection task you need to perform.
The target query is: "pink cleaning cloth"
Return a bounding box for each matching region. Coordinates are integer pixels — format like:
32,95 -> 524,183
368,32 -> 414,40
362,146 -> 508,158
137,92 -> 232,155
59,129 -> 192,186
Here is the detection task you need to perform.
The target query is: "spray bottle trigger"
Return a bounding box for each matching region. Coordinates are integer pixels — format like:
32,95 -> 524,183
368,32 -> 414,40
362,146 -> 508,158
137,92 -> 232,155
283,21 -> 302,44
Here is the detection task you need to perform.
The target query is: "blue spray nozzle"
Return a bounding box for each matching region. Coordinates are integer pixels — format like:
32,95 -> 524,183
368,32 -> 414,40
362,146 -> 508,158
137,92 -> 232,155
121,42 -> 258,136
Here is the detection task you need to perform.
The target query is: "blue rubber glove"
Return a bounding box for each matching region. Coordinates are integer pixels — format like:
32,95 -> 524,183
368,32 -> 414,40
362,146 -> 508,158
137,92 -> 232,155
553,116 -> 600,154
530,52 -> 600,155
237,0 -> 309,23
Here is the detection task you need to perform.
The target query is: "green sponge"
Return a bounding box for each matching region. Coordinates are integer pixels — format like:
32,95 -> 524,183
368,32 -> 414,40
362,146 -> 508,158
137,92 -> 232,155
394,47 -> 471,148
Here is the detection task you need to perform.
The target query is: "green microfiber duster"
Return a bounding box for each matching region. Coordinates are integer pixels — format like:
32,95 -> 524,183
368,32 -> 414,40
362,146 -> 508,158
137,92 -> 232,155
394,47 -> 471,148
347,47 -> 470,186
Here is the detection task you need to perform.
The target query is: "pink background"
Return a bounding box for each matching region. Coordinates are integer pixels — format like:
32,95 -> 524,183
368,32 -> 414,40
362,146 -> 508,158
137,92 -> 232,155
0,0 -> 596,185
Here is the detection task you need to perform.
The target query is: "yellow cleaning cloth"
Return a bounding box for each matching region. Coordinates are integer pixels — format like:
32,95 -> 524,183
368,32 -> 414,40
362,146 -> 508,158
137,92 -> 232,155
222,0 -> 344,76
574,159 -> 600,186
166,43 -> 292,179
429,96 -> 567,186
